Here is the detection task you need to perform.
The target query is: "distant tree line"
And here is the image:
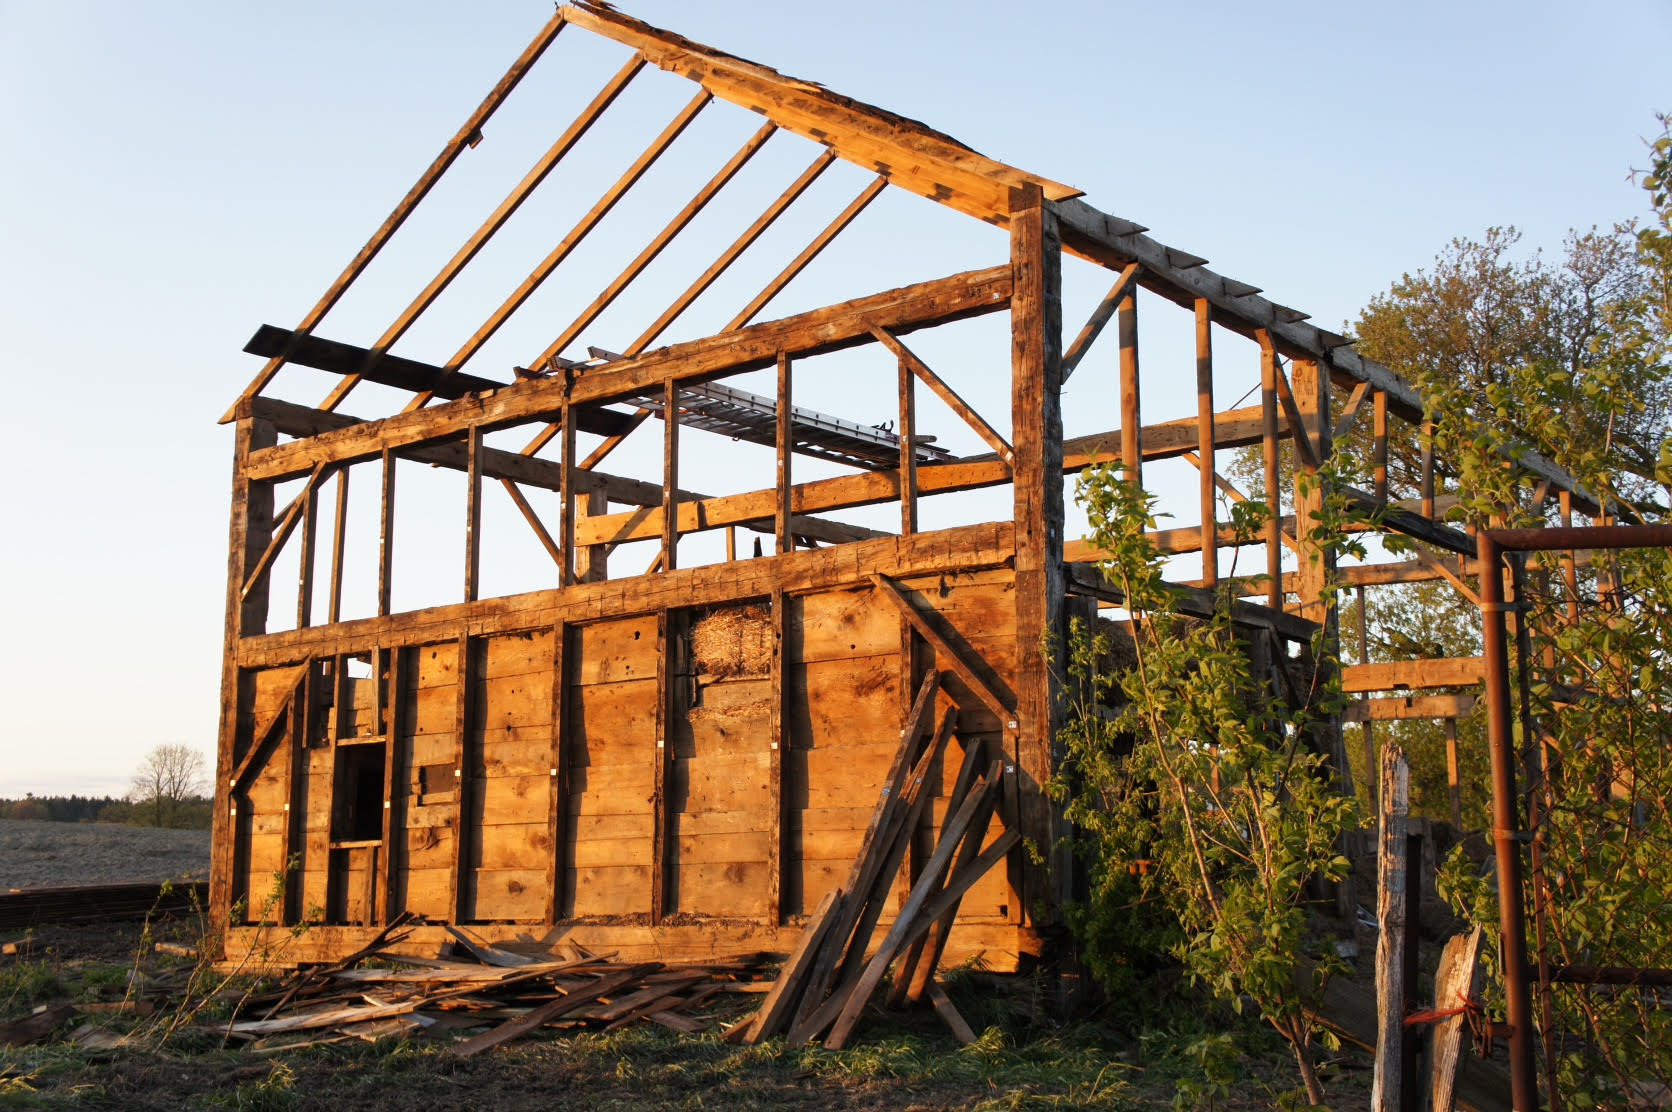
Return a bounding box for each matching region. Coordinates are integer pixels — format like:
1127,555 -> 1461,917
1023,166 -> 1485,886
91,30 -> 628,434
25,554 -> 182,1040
0,792 -> 213,829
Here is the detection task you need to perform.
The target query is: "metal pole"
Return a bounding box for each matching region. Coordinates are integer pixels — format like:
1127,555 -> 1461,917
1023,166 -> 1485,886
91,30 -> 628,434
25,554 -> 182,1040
1477,530 -> 1540,1110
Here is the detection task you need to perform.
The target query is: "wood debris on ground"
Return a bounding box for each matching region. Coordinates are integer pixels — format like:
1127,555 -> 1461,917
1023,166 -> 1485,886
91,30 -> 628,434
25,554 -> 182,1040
732,669 -> 1018,1049
209,918 -> 772,1055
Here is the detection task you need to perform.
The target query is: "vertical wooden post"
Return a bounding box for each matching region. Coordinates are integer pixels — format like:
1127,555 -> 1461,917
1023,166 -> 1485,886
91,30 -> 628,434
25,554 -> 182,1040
1357,585 -> 1377,815
296,481 -> 318,629
327,467 -> 349,625
464,424 -> 483,603
897,350 -> 917,535
777,352 -> 794,554
546,622 -> 568,922
1291,359 -> 1333,626
1373,389 -> 1389,505
1420,419 -> 1436,520
378,449 -> 397,618
212,417 -> 277,927
662,379 -> 679,571
280,661 -> 309,925
559,396 -> 577,588
767,589 -> 787,923
1195,299 -> 1216,587
1259,334 -> 1282,612
449,634 -> 473,923
1445,718 -> 1462,829
380,647 -> 404,924
574,489 -> 608,583
1430,928 -> 1484,1112
1008,184 -> 1065,924
1559,490 -> 1578,624
1118,286 -> 1141,493
650,609 -> 673,922
1373,743 -> 1410,1112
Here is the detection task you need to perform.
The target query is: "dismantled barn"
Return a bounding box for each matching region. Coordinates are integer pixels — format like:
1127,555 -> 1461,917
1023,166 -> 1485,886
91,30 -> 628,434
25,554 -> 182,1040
212,4 -> 1605,981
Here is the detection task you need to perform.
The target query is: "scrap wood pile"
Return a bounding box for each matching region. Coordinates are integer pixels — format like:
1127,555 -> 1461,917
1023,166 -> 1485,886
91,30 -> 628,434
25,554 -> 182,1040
731,668 -> 1019,1049
218,919 -> 771,1056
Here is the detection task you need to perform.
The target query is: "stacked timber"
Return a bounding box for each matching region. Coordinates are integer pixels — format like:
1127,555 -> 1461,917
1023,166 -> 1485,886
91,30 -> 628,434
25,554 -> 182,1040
734,669 -> 1017,1048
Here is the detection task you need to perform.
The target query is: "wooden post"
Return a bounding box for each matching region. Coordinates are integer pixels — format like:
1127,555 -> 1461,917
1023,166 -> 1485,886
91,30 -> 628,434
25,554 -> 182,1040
662,378 -> 679,571
1373,389 -> 1389,505
327,467 -> 348,625
777,352 -> 793,554
546,622 -> 568,922
574,489 -> 608,583
464,424 -> 483,603
1357,586 -> 1377,815
380,647 -> 404,924
295,479 -> 317,629
378,449 -> 396,617
767,589 -> 787,923
1291,359 -> 1332,626
1402,829 -> 1425,1110
1445,718 -> 1462,829
1195,299 -> 1216,588
1259,335 -> 1282,611
651,609 -> 672,921
897,349 -> 917,535
448,633 -> 473,922
1373,743 -> 1410,1112
1008,184 -> 1065,923
1118,286 -> 1140,493
559,396 -> 577,587
1420,419 -> 1436,520
212,417 -> 277,926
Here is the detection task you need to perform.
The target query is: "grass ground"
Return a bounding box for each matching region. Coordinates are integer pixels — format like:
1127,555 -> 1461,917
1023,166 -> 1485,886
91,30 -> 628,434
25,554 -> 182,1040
0,922 -> 1374,1111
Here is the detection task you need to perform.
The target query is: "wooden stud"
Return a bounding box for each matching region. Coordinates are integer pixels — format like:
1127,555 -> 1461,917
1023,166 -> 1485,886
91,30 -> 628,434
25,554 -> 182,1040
377,450 -> 396,618
1291,359 -> 1332,626
661,378 -> 679,571
560,396 -> 577,588
650,610 -> 672,922
1373,389 -> 1389,505
1259,332 -> 1282,612
897,346 -> 917,536
213,416 -> 276,924
280,660 -> 309,924
767,589 -> 787,924
1420,418 -> 1436,520
448,634 -> 473,923
1195,298 -> 1215,588
464,425 -> 483,603
1372,743 -> 1409,1112
380,647 -> 404,924
1008,184 -> 1065,924
1356,586 -> 1377,815
575,489 -> 608,583
534,122 -> 778,370
296,476 -> 318,629
546,622 -> 568,922
324,56 -> 646,412
327,467 -> 349,625
1445,718 -> 1462,830
776,352 -> 793,555
725,176 -> 887,331
1559,490 -> 1578,624
1118,287 -> 1140,491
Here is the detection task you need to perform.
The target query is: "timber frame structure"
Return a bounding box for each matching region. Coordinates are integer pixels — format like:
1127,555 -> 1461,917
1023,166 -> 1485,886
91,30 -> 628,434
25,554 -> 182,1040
212,4 -> 1612,972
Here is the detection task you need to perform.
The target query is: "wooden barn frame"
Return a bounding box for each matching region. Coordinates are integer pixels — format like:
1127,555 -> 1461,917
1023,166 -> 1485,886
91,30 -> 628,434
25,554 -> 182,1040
211,3 -> 1611,973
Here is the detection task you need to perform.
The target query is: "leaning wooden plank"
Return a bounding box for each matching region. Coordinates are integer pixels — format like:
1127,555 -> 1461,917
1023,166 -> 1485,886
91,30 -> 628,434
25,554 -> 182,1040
1430,927 -> 1484,1112
229,999 -> 427,1037
816,763 -> 1004,1048
448,964 -> 655,1058
897,763 -> 999,1006
926,981 -> 976,1046
744,886 -> 842,1044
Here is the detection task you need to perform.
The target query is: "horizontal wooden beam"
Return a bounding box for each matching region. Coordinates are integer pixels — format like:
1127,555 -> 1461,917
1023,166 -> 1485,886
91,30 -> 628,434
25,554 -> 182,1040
1341,657 -> 1484,694
245,267 -> 1012,483
235,521 -> 1016,669
1343,694 -> 1479,722
245,398 -> 882,549
575,406 -> 1278,548
1063,564 -> 1318,643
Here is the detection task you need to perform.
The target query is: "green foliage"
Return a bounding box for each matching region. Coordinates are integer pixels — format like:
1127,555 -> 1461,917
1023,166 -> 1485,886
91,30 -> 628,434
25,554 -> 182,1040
1054,461 -> 1360,1105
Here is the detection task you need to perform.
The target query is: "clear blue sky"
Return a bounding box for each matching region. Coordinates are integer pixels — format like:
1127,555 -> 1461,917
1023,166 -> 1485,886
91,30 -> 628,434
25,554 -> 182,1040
1,1 -> 1665,797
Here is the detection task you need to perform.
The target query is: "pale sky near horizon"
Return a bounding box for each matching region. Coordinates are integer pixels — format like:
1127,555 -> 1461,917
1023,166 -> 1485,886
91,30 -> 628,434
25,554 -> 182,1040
1,1 -> 1666,798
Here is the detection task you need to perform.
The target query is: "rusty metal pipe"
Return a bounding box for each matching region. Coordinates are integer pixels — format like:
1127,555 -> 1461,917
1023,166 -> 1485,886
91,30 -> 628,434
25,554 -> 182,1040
1477,530 -> 1541,1110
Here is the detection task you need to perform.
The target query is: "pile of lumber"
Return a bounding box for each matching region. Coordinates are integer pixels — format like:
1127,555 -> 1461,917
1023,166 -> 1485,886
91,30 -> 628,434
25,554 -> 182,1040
733,669 -> 1018,1049
0,881 -> 208,930
219,917 -> 770,1055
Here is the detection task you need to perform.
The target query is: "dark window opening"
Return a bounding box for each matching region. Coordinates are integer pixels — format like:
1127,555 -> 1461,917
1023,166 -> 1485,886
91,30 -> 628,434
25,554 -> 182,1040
333,745 -> 385,843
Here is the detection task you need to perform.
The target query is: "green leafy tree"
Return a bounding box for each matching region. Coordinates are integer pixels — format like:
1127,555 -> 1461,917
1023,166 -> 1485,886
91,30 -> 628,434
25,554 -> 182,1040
1053,463 -> 1358,1106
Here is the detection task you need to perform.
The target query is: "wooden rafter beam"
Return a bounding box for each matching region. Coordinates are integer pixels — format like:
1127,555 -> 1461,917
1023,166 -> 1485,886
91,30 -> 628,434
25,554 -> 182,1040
557,3 -> 1079,227
244,267 -> 1013,483
1341,657 -> 1485,693
1343,694 -> 1479,722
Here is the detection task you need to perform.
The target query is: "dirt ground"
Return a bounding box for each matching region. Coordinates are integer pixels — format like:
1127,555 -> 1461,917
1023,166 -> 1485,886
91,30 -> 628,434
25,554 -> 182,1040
0,820 -> 209,891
